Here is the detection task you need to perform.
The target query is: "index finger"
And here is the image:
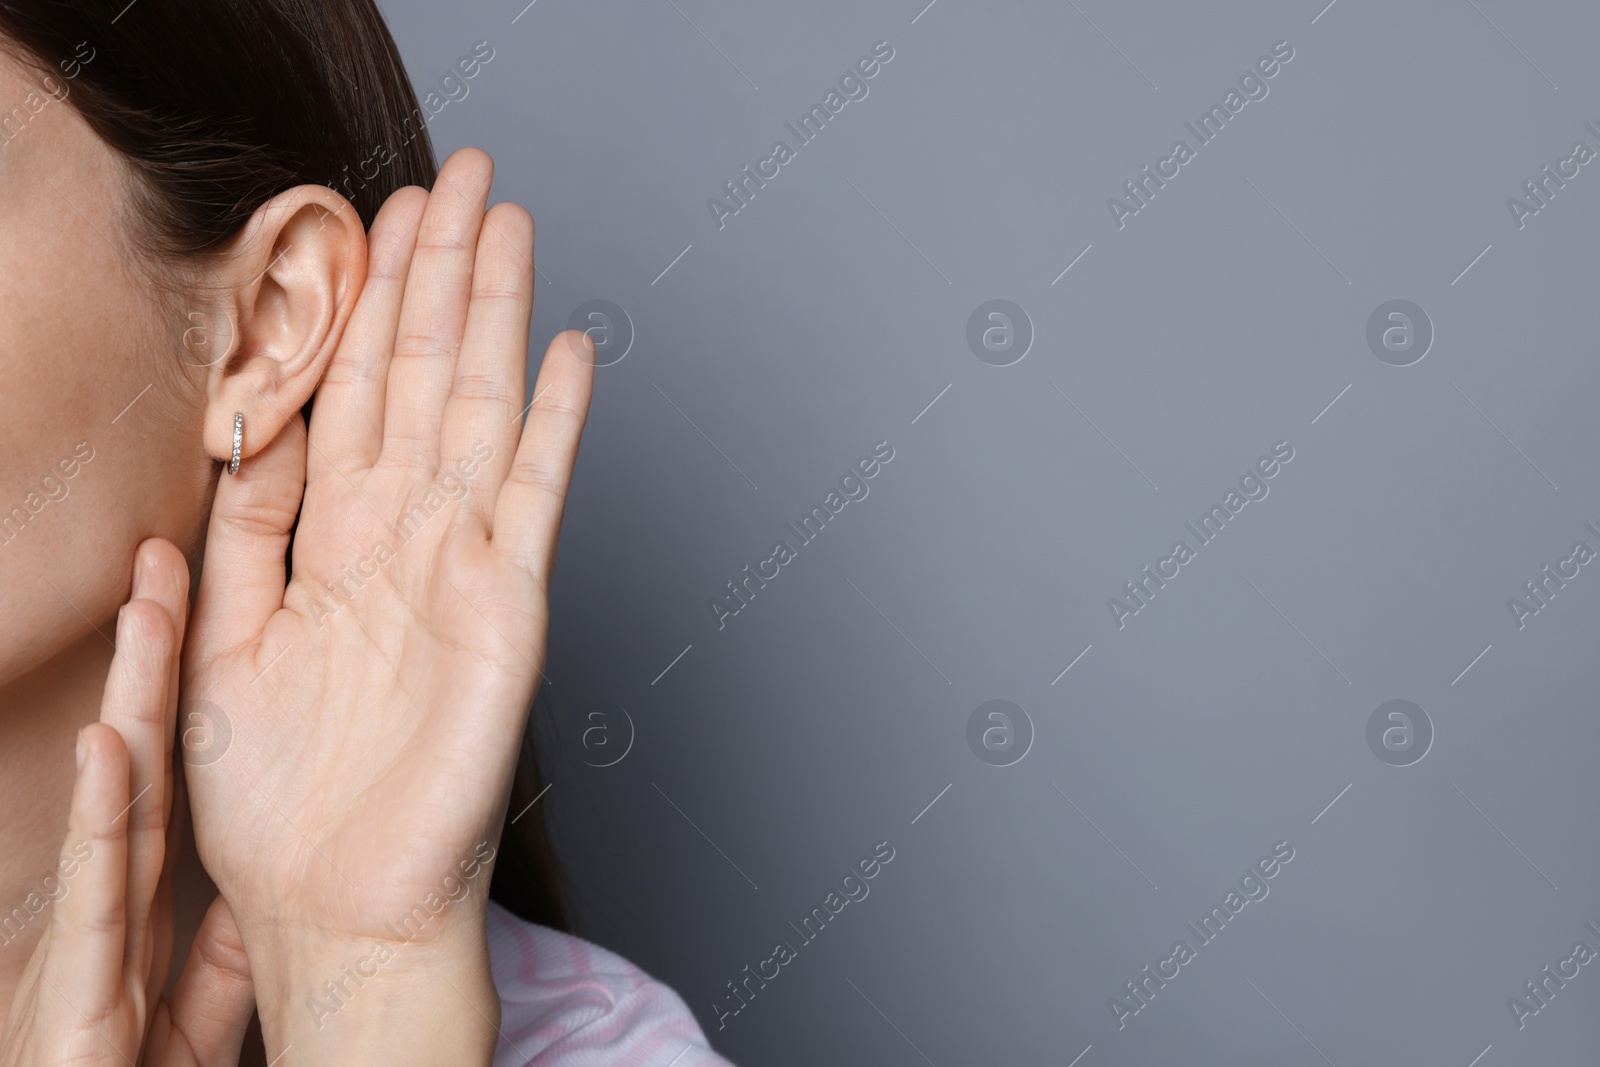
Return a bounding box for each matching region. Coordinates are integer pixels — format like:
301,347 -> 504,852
306,187 -> 428,477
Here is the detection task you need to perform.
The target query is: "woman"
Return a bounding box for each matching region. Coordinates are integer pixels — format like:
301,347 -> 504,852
0,1 -> 731,1064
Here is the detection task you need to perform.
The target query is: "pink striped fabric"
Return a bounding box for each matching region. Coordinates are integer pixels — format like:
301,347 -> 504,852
487,901 -> 737,1067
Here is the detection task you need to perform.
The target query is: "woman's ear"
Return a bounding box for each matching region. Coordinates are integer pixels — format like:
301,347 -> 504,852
200,185 -> 366,469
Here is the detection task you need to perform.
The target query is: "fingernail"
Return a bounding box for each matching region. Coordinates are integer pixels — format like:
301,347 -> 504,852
75,730 -> 85,772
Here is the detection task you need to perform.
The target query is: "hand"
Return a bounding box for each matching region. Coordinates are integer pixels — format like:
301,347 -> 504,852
1,540 -> 256,1067
179,148 -> 594,1058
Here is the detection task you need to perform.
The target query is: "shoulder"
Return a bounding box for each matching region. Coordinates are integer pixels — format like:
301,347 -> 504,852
486,900 -> 737,1067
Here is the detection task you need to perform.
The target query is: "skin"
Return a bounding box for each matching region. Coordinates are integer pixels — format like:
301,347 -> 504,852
1,563 -> 255,1066
0,47 -> 594,1064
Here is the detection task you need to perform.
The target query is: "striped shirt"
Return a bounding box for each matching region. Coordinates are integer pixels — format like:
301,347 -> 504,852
488,901 -> 737,1067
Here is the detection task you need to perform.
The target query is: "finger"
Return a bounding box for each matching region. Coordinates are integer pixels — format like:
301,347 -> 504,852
307,186 -> 429,477
40,723 -> 131,1020
142,749 -> 191,1015
379,147 -> 494,473
144,830 -> 176,1025
493,330 -> 595,585
188,411 -> 307,661
97,573 -> 182,996
144,540 -> 192,828
438,201 -> 534,524
159,896 -> 255,1067
96,604 -> 176,1004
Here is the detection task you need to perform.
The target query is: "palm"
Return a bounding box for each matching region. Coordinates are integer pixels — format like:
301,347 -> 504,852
187,468 -> 542,929
179,150 -> 592,941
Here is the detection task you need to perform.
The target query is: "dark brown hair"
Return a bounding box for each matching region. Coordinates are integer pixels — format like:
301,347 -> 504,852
0,0 -> 569,930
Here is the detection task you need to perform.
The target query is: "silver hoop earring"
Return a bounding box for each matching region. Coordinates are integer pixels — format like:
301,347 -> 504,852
228,412 -> 244,476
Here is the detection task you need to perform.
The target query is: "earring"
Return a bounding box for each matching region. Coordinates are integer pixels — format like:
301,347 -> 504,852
228,412 -> 244,476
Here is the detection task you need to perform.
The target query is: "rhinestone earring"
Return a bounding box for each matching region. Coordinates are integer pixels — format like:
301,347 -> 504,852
228,412 -> 243,475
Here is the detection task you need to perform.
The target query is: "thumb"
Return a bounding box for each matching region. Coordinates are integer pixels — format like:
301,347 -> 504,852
152,894 -> 256,1067
188,412 -> 308,664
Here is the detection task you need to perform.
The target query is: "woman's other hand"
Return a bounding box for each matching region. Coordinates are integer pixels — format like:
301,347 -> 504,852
0,539 -> 256,1067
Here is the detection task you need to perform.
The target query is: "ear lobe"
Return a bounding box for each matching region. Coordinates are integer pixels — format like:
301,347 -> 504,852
202,186 -> 366,468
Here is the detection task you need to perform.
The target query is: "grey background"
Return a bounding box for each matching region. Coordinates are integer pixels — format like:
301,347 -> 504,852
381,1 -> 1600,1063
